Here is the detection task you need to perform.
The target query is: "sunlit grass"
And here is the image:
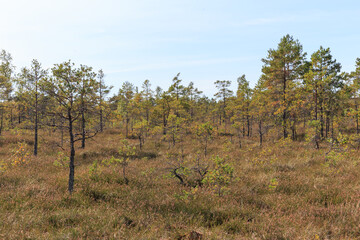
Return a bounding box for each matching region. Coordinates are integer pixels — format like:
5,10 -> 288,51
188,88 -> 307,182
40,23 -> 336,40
1,128 -> 360,239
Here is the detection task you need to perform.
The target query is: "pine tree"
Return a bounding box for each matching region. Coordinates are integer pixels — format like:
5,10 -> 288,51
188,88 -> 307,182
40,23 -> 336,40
304,46 -> 341,140
17,59 -> 47,156
214,80 -> 233,133
261,34 -> 306,139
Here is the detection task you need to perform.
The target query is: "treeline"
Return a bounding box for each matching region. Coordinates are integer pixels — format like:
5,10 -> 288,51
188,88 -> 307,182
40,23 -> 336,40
1,34 -> 360,193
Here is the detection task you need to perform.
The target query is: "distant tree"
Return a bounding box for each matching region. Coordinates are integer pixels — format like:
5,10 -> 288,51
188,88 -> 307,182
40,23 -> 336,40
251,78 -> 271,147
133,119 -> 148,149
0,50 -> 14,135
17,59 -> 47,155
236,74 -> 252,137
117,81 -> 135,137
0,50 -> 14,101
79,65 -> 98,148
184,81 -> 203,120
195,122 -> 214,156
350,58 -> 360,133
141,79 -> 153,124
97,69 -> 112,132
214,80 -> 233,133
166,113 -> 185,148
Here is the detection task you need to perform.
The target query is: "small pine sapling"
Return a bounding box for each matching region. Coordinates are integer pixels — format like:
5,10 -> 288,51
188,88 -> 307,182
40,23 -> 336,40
195,122 -> 214,157
103,139 -> 136,184
203,156 -> 234,196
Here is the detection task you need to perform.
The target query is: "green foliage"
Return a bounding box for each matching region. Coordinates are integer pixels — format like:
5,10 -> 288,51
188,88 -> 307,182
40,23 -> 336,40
89,160 -> 101,180
261,34 -> 306,139
250,148 -> 278,167
324,133 -> 349,168
0,159 -> 7,173
195,122 -> 214,156
11,141 -> 31,166
53,151 -> 69,168
0,50 -> 14,100
203,156 -> 234,196
268,178 -> 279,191
174,187 -> 199,202
102,139 -> 136,184
305,120 -> 321,148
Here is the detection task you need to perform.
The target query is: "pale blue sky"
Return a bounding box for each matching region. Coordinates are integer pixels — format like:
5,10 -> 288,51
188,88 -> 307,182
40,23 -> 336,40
1,0 -> 360,96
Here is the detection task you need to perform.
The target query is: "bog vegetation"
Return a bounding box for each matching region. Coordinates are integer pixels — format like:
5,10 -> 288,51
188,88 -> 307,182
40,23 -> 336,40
1,35 -> 360,239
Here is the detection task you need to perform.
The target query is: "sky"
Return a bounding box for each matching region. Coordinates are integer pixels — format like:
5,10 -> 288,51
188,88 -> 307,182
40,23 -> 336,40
1,0 -> 360,97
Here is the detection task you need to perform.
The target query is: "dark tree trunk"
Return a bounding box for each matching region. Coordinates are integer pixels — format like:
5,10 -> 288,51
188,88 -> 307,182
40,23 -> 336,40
139,135 -> 142,149
292,124 -> 296,140
34,87 -> 38,156
0,107 -> 3,136
242,116 -> 245,137
259,119 -> 263,147
325,112 -> 330,138
247,114 -> 250,137
356,102 -> 359,134
320,99 -> 324,138
314,88 -> 318,121
61,123 -> 64,147
250,116 -> 253,137
125,117 -> 129,137
68,109 -> 75,194
10,108 -> 13,129
204,141 -> 208,157
81,113 -> 85,148
99,83 -> 103,132
81,104 -> 85,149
100,108 -> 103,132
303,115 -> 306,128
18,104 -> 22,124
163,113 -> 167,135
283,69 -> 288,139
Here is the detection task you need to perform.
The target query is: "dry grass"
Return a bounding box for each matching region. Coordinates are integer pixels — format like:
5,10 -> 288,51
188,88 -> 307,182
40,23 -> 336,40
1,128 -> 360,239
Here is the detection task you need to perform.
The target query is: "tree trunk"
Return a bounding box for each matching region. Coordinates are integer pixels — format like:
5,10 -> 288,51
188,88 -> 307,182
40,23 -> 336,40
325,112 -> 330,138
18,104 -> 22,124
314,88 -> 318,121
68,109 -> 75,194
61,124 -> 64,147
100,108 -> 103,132
99,83 -> 103,132
139,135 -> 142,149
0,107 -> 3,136
356,102 -> 359,134
250,116 -> 253,137
320,99 -> 324,138
283,69 -> 288,139
10,108 -> 13,129
259,119 -> 263,147
34,88 -> 38,156
247,114 -> 250,137
163,113 -> 167,135
125,117 -> 129,137
81,105 -> 86,149
242,118 -> 245,137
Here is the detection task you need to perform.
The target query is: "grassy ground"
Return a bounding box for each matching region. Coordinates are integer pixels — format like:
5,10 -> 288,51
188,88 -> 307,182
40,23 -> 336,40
1,128 -> 360,239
